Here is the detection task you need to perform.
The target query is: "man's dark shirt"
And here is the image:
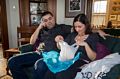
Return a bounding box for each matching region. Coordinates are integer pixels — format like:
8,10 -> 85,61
33,24 -> 72,52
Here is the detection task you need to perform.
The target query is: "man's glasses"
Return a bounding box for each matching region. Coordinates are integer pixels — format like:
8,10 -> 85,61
42,17 -> 53,22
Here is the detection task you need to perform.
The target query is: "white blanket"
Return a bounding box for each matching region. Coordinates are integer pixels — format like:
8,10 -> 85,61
75,53 -> 120,79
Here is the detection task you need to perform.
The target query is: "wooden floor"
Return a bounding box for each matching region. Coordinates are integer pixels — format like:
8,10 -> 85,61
0,75 -> 12,79
0,44 -> 13,79
0,43 -> 3,59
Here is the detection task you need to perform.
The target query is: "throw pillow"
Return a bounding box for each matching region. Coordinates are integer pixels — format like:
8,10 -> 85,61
96,42 -> 111,60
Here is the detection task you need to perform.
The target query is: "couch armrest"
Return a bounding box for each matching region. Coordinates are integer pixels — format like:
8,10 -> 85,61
19,44 -> 34,53
99,36 -> 120,53
102,64 -> 120,79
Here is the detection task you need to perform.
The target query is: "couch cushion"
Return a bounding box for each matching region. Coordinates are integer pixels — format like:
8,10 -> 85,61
19,44 -> 34,53
99,36 -> 120,54
112,37 -> 120,53
96,42 -> 111,60
102,64 -> 120,79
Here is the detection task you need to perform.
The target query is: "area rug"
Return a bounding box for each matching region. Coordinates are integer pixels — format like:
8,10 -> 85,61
0,75 -> 13,79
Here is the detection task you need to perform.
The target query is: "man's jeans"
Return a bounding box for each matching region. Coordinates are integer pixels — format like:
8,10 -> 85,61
34,58 -> 48,79
8,52 -> 43,79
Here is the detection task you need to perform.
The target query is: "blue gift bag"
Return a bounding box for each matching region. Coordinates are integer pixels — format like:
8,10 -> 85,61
42,51 -> 81,73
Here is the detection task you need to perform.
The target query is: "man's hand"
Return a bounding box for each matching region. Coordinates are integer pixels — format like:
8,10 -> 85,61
38,21 -> 46,30
98,30 -> 110,39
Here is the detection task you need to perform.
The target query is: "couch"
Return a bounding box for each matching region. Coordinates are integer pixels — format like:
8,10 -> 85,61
19,36 -> 120,79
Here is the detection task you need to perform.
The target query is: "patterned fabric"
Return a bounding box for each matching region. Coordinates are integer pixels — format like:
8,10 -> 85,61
42,51 -> 80,73
0,75 -> 13,79
75,53 -> 120,79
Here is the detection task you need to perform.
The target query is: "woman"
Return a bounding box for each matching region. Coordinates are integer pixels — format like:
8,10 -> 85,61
44,13 -> 99,79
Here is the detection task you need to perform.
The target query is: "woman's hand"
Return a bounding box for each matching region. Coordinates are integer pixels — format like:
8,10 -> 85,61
76,40 -> 87,46
75,35 -> 87,46
55,35 -> 64,43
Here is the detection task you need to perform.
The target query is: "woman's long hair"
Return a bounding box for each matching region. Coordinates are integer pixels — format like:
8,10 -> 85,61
73,14 -> 92,34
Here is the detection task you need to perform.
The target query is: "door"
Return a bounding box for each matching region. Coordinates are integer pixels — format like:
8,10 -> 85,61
0,0 -> 9,57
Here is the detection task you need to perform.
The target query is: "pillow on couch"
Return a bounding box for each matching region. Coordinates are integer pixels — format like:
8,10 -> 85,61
96,42 -> 111,60
112,37 -> 120,54
99,36 -> 117,53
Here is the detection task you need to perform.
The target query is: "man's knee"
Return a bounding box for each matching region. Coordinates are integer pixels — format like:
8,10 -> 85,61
34,59 -> 47,71
8,56 -> 17,69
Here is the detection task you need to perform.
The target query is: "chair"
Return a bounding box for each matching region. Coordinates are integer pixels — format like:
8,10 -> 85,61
5,26 -> 37,75
17,26 -> 37,46
4,26 -> 37,59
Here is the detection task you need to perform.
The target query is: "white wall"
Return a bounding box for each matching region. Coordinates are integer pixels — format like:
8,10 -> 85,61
57,0 -> 73,25
6,0 -> 20,48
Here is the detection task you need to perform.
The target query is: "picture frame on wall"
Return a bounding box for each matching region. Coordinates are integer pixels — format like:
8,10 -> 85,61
117,15 -> 120,21
109,15 -> 117,21
31,15 -> 41,25
111,0 -> 120,14
65,0 -> 85,18
30,3 -> 47,14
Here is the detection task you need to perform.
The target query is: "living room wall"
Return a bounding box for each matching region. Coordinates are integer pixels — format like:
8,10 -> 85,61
6,0 -> 20,48
57,0 -> 76,25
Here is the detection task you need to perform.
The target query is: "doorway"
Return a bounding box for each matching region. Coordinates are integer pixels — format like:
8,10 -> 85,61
0,0 -> 9,58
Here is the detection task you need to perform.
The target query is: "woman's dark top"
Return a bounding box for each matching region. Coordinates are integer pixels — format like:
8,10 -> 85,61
33,24 -> 72,52
64,32 -> 99,62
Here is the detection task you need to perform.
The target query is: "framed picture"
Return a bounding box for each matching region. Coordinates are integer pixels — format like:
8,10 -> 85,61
31,15 -> 42,25
65,0 -> 85,18
117,15 -> 120,21
109,15 -> 117,21
30,3 -> 38,14
30,3 -> 47,14
110,0 -> 120,14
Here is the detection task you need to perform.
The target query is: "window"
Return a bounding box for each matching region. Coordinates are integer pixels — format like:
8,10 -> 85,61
93,0 -> 107,13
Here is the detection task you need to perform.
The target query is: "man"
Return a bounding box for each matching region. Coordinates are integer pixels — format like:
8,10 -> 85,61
8,11 -> 72,79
